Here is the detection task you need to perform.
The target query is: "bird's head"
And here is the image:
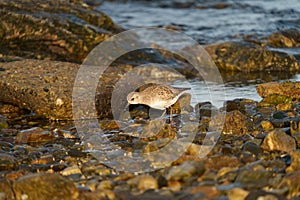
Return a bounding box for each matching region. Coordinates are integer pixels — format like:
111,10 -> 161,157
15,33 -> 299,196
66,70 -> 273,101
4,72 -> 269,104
127,92 -> 141,104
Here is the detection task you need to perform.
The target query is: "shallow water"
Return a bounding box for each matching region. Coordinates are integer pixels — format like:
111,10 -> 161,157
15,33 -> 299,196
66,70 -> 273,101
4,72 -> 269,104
99,0 -> 300,44
98,0 -> 300,104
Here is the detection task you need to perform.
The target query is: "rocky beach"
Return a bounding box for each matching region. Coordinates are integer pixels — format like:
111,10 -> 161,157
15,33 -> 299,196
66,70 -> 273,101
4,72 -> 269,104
1,0 -> 300,199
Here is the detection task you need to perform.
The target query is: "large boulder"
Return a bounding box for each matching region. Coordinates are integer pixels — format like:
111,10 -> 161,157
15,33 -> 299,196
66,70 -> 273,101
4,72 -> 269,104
0,0 -> 122,63
205,42 -> 299,72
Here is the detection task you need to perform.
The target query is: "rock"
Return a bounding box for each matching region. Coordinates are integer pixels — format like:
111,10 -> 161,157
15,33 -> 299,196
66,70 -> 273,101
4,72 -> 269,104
15,127 -> 56,144
235,165 -> 272,189
242,142 -> 262,156
0,60 -> 78,120
290,118 -> 300,135
127,175 -> 158,191
261,120 -> 274,132
227,187 -> 249,200
222,110 -> 254,135
204,155 -> 240,171
256,81 -> 300,99
61,166 -> 82,176
258,94 -> 292,107
205,42 -> 299,72
0,153 -> 17,170
0,115 -> 8,129
286,150 -> 300,173
0,57 -> 196,120
0,0 -> 122,63
0,59 -> 121,120
261,129 -> 296,153
195,101 -> 218,119
167,180 -> 182,192
166,160 -> 205,181
189,185 -> 221,199
0,179 -> 14,200
266,29 -> 300,48
276,103 -> 292,111
245,190 -> 285,200
269,111 -> 290,128
278,170 -> 300,199
0,103 -> 22,113
13,173 -> 79,200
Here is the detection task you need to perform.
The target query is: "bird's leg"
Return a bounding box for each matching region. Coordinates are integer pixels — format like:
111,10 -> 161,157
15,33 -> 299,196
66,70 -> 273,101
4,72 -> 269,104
170,107 -> 172,122
160,109 -> 167,119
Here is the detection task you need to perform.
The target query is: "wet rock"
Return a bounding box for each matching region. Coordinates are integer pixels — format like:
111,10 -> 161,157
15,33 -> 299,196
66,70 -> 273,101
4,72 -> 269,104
0,59 -> 195,120
256,81 -> 300,100
242,142 -> 262,156
13,173 -> 79,200
266,28 -> 300,48
278,170 -> 300,199
0,0 -> 122,63
0,115 -> 8,130
290,117 -> 300,135
195,101 -> 218,119
0,179 -> 14,200
0,103 -> 22,113
286,150 -> 300,173
127,175 -> 158,191
83,189 -> 116,200
0,60 -> 78,120
235,165 -> 272,189
116,190 -> 174,200
204,155 -> 240,171
189,185 -> 221,199
166,160 -> 205,181
0,153 -> 17,170
276,103 -> 292,111
205,42 -> 299,72
245,190 -> 285,200
261,120 -> 274,132
258,94 -> 292,107
222,110 -> 254,135
15,127 -> 56,144
227,187 -> 249,200
269,111 -> 290,128
61,166 -> 82,177
0,141 -> 13,152
261,129 -> 296,153
97,180 -> 114,190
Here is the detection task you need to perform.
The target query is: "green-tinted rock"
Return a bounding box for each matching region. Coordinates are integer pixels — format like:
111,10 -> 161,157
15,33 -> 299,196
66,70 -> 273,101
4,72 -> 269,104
258,94 -> 292,107
0,115 -> 9,129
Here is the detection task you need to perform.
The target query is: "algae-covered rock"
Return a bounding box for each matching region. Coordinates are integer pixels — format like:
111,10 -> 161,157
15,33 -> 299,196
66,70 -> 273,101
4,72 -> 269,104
222,110 -> 254,135
266,28 -> 300,48
205,42 -> 299,72
257,81 -> 300,100
0,0 -> 122,63
258,94 -> 292,107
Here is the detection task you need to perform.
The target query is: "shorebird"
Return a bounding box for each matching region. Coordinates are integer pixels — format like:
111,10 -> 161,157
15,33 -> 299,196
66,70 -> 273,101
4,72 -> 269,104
127,84 -> 190,118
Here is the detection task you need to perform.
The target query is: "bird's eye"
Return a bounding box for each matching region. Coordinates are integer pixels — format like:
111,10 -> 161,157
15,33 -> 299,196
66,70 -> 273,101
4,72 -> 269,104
131,98 -> 135,101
